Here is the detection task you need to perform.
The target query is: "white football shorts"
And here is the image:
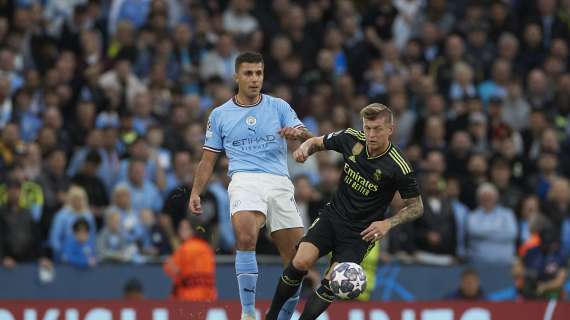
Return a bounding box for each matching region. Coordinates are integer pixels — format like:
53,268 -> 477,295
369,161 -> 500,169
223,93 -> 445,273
228,172 -> 303,232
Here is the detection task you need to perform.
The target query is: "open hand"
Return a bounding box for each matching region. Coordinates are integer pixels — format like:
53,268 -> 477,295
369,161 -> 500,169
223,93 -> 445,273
361,220 -> 392,242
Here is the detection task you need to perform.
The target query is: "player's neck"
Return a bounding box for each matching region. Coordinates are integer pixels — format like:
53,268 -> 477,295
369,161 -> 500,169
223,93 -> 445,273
367,141 -> 390,157
235,92 -> 261,106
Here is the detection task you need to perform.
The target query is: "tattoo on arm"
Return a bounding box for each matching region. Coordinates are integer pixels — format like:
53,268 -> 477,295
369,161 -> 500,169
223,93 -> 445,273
298,128 -> 314,142
307,137 -> 326,156
389,196 -> 424,228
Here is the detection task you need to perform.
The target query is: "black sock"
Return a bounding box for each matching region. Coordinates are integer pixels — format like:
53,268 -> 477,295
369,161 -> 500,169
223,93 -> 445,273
299,279 -> 335,320
265,264 -> 307,320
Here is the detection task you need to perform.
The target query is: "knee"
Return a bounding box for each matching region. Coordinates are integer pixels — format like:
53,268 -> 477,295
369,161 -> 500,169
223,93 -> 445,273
236,232 -> 257,251
292,255 -> 314,272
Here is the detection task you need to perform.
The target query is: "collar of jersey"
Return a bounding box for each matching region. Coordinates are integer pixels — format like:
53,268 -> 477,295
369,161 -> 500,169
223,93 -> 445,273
232,94 -> 263,107
366,142 -> 392,159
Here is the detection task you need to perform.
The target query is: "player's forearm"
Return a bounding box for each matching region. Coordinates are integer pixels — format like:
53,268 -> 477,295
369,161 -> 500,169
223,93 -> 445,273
388,196 -> 423,228
191,159 -> 215,196
540,270 -> 567,291
297,128 -> 314,142
305,136 -> 326,156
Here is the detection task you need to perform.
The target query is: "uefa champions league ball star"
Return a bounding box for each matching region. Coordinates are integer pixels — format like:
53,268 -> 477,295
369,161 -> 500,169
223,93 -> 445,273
329,262 -> 367,299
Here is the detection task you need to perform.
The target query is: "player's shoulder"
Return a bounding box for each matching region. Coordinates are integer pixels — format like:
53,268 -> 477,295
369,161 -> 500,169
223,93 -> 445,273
343,128 -> 366,142
385,144 -> 414,175
208,101 -> 233,120
262,94 -> 290,108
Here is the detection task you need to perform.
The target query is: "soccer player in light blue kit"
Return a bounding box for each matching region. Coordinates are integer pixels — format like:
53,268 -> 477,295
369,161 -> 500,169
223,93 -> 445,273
189,52 -> 312,320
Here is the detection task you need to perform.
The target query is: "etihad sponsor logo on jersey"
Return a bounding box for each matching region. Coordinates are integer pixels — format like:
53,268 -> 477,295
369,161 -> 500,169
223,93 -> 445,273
231,135 -> 277,150
343,163 -> 378,196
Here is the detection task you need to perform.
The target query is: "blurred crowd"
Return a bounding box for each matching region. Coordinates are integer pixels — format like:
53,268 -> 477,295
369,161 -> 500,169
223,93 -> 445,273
0,0 -> 569,296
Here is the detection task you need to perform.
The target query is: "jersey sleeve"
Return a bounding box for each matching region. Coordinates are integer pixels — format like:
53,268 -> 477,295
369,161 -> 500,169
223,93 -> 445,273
278,99 -> 304,129
203,110 -> 223,153
396,170 -> 420,199
322,129 -> 352,153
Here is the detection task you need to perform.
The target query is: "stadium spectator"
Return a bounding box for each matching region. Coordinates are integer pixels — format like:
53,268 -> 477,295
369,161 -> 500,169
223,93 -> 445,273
520,228 -> 568,300
517,195 -> 547,248
108,184 -> 143,244
117,136 -> 163,188
61,218 -> 97,268
37,149 -> 70,239
1,165 -> 44,222
199,32 -> 239,86
543,177 -> 570,229
445,268 -> 486,300
138,208 -> 172,259
71,149 -> 109,218
164,150 -> 192,196
490,157 -> 523,210
414,172 -> 456,263
119,158 -> 162,213
123,278 -> 145,300
445,131 -> 472,177
0,178 -> 41,267
49,186 -> 96,260
223,0 -> 259,37
445,176 -> 469,260
467,183 -> 517,265
97,209 -> 137,263
163,219 -> 216,301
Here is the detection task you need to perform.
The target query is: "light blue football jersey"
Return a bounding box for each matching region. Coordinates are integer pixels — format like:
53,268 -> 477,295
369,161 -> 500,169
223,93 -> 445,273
204,94 -> 305,177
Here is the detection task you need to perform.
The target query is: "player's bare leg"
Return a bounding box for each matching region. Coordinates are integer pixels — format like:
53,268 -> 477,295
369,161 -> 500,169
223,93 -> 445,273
266,242 -> 319,320
297,261 -> 338,320
272,227 -> 304,265
233,211 -> 266,320
271,227 -> 305,319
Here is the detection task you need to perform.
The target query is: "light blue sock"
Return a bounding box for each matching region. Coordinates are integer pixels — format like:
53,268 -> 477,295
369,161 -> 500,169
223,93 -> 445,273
236,250 -> 258,316
277,285 -> 302,320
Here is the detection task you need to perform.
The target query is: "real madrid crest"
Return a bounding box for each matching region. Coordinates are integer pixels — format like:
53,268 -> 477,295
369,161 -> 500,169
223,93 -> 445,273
349,143 -> 364,162
373,169 -> 382,182
352,143 -> 363,156
246,116 -> 257,126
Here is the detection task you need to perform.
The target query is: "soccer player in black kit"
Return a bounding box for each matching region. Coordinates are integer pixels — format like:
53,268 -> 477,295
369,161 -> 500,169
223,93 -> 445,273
265,104 -> 424,320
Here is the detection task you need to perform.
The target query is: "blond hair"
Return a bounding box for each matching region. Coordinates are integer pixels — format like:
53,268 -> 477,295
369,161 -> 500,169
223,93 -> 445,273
360,103 -> 393,123
66,185 -> 89,212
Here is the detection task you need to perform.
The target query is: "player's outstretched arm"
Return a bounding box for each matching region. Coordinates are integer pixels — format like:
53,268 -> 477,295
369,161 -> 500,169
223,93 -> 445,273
389,195 -> 424,228
189,150 -> 219,214
279,127 -> 314,142
293,136 -> 325,163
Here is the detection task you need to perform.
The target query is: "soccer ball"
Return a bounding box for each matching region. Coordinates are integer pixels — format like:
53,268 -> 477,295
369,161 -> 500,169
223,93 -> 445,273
329,262 -> 367,300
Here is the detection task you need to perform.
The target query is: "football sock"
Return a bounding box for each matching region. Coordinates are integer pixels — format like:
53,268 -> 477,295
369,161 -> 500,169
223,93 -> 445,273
236,250 -> 258,317
299,279 -> 334,320
265,263 -> 307,320
277,285 -> 302,320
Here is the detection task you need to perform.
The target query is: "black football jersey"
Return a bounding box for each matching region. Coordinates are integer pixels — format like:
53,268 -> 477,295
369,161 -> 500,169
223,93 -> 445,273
322,128 -> 420,229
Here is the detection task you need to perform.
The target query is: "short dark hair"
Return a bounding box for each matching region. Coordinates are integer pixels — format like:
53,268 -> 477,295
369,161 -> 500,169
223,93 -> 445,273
72,218 -> 90,233
85,149 -> 102,165
235,52 -> 264,71
461,267 -> 479,279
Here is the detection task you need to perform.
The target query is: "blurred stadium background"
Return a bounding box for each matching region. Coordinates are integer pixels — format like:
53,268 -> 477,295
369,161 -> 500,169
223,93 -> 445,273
1,0 -> 570,319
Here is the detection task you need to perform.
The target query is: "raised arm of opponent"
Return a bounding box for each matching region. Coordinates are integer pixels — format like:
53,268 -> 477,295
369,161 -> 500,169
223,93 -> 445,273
293,136 -> 326,163
279,127 -> 314,142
